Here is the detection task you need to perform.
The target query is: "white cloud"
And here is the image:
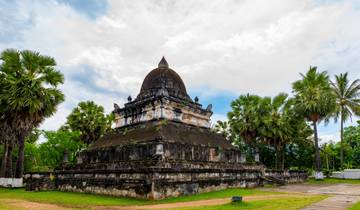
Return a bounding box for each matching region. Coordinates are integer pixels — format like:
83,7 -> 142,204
319,132 -> 340,145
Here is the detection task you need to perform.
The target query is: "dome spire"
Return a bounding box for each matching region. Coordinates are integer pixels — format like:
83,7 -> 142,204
158,56 -> 169,68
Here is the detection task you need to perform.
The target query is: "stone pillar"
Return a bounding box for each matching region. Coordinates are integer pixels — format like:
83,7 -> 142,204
254,153 -> 260,163
240,154 -> 246,163
63,150 -> 69,164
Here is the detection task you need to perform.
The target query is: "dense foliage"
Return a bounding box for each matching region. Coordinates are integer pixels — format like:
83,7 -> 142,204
321,121 -> 360,171
19,130 -> 85,172
63,101 -> 114,144
0,49 -> 64,178
216,66 -> 359,173
216,93 -> 312,169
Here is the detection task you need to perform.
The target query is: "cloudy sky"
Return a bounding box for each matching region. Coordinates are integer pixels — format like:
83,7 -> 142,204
1,0 -> 360,144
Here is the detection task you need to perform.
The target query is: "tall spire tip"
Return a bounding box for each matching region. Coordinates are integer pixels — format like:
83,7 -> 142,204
158,56 -> 169,68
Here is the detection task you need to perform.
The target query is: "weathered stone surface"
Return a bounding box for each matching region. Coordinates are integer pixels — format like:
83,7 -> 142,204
24,58 -> 307,199
24,173 -> 55,191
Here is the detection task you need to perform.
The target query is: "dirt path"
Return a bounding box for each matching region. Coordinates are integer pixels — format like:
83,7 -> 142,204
2,184 -> 359,210
0,194 -> 306,210
265,183 -> 360,210
95,194 -> 309,210
0,199 -> 68,210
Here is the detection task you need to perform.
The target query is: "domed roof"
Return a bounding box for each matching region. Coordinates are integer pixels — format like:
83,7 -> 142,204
136,57 -> 191,101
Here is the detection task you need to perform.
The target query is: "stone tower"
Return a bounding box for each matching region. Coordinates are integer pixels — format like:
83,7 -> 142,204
56,57 -> 263,199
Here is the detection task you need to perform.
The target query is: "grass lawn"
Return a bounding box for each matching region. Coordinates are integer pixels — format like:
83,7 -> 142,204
0,187 -> 280,208
349,201 -> 360,210
157,187 -> 281,204
176,195 -> 328,210
0,203 -> 13,210
306,178 -> 360,185
0,188 -> 147,207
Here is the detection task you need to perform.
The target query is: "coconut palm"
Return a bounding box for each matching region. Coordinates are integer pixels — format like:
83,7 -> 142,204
330,73 -> 360,169
292,66 -> 336,178
0,49 -> 64,178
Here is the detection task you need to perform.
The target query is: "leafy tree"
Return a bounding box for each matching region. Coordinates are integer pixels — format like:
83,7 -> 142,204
0,49 -> 64,178
225,93 -> 312,169
343,123 -> 360,168
330,73 -> 360,169
38,130 -> 85,169
25,128 -> 41,144
64,101 -> 113,144
292,66 -> 336,177
287,136 -> 314,170
24,141 -> 41,173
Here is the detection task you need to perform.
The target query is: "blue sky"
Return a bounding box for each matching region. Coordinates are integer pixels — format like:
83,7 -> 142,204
1,0 -> 360,144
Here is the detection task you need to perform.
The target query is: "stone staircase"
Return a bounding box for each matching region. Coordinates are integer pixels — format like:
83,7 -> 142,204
262,175 -> 286,186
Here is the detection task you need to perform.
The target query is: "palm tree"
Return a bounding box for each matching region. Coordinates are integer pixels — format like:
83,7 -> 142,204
228,94 -> 268,146
0,115 -> 16,178
292,66 -> 336,179
0,49 -> 64,178
330,73 -> 360,170
262,93 -> 290,169
228,94 -> 273,163
63,101 -> 113,145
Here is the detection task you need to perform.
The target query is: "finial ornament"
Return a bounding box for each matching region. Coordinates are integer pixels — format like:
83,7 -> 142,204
113,103 -> 120,111
206,104 -> 212,112
158,56 -> 169,68
128,96 -> 132,102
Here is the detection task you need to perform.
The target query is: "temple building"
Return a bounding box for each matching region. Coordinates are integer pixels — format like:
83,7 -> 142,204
113,56 -> 212,129
34,57 -> 306,199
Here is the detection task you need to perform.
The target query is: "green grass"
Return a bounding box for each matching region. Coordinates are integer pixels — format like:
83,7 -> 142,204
306,178 -> 360,185
0,203 -> 13,210
176,195 -> 328,210
0,187 -> 280,207
349,201 -> 360,210
157,188 -> 281,204
0,188 -> 147,207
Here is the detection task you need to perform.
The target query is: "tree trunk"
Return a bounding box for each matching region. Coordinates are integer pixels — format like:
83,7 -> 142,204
5,143 -> 13,178
313,121 -> 322,172
15,133 -> 25,178
281,144 -> 285,170
326,153 -> 329,170
275,144 -> 279,169
0,141 -> 8,177
340,110 -> 344,170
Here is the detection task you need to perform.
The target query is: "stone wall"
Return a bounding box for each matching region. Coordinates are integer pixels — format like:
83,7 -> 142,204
48,163 -> 263,199
264,169 -> 308,184
24,173 -> 55,191
0,178 -> 23,188
115,96 -> 212,128
332,169 -> 360,179
25,166 -> 307,199
24,167 -> 308,199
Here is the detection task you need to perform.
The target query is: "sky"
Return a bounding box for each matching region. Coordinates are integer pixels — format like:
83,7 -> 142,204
1,0 -> 360,144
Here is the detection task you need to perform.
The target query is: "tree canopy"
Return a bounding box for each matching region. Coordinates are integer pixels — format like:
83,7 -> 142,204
0,49 -> 64,178
292,66 -> 336,176
63,101 -> 114,144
